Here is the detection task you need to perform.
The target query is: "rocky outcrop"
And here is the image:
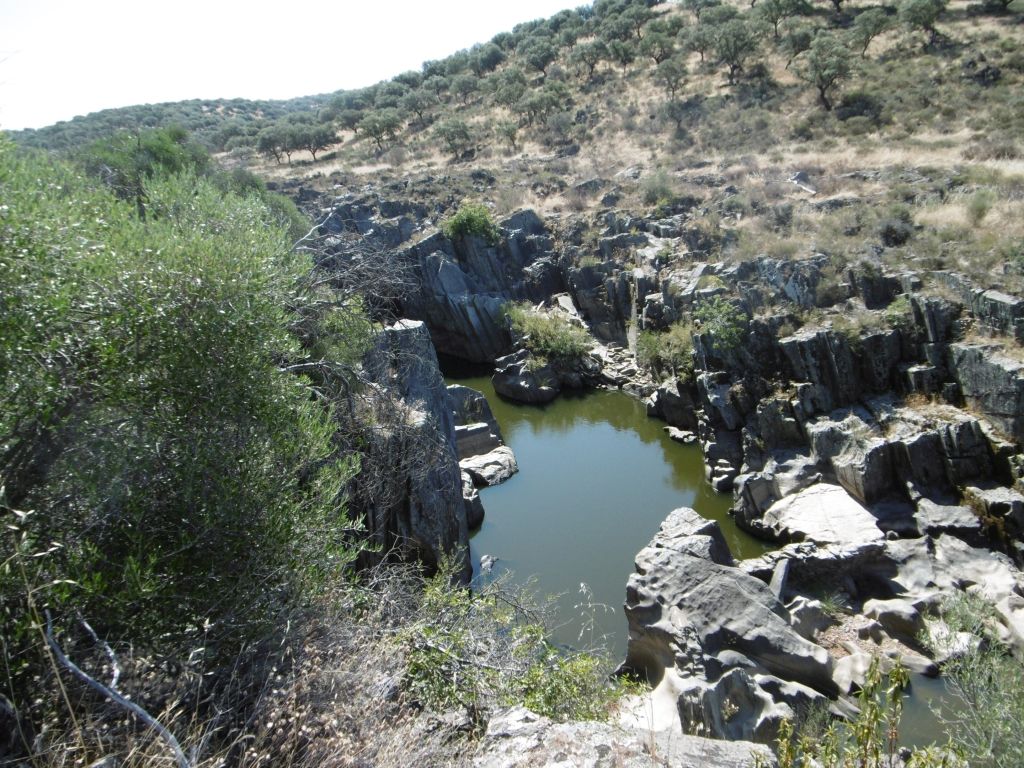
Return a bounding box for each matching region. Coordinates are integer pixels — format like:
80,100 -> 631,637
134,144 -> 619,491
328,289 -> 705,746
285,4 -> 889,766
622,508 -> 837,742
473,706 -> 774,768
757,483 -> 884,546
447,384 -> 518,498
361,320 -> 471,580
950,343 -> 1024,444
399,211 -> 565,362
491,349 -> 561,404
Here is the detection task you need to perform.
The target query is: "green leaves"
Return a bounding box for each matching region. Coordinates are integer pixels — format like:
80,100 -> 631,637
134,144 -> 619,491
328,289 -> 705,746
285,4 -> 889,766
0,140 -> 367,667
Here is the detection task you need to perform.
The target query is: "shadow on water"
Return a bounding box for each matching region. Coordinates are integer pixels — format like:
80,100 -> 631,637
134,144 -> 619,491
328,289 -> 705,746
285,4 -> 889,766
442,357 -> 770,658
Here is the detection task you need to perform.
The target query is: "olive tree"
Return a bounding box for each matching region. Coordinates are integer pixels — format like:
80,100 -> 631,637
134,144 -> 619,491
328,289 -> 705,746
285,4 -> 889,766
899,0 -> 947,45
713,19 -> 760,84
795,33 -> 853,110
849,7 -> 892,58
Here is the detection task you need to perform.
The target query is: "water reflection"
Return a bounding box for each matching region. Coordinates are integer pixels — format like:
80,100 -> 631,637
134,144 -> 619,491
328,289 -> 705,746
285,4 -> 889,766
443,359 -> 770,656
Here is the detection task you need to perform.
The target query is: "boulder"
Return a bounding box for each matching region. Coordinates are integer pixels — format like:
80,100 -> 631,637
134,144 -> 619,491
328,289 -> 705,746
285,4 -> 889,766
623,508 -> 838,720
646,379 -> 699,431
454,422 -> 502,459
491,350 -> 560,404
448,384 -> 504,443
758,484 -> 885,547
862,597 -> 926,643
461,447 -> 519,487
473,705 -> 775,768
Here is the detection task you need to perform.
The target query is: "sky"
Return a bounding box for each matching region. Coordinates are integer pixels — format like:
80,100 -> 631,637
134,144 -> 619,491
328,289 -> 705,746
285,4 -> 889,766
0,0 -> 582,131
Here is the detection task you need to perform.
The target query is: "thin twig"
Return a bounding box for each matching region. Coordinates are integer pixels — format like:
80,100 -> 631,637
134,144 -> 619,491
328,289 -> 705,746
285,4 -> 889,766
44,610 -> 192,768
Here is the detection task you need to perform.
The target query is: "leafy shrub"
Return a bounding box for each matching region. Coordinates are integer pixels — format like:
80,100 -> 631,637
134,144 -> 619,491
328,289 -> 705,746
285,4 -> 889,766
636,322 -> 695,380
777,658 -> 961,767
504,303 -> 592,365
0,138 -> 369,751
442,201 -> 501,244
694,296 -> 747,352
925,593 -> 1024,768
402,562 -> 621,723
966,189 -> 996,226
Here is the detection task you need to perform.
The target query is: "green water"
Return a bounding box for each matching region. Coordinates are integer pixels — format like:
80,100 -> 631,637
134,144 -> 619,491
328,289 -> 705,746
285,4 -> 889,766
445,364 -> 771,657
445,362 -> 947,748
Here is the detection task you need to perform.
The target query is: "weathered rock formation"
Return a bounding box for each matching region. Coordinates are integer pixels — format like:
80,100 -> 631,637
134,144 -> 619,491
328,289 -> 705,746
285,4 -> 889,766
622,508 -> 838,742
473,705 -> 775,768
361,320 -> 471,581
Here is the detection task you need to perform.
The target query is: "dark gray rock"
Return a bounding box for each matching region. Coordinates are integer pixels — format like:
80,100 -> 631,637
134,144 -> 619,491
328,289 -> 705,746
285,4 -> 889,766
362,320 -> 471,580
950,343 -> 1024,444
646,379 -> 699,430
623,509 -> 838,716
491,350 -> 561,404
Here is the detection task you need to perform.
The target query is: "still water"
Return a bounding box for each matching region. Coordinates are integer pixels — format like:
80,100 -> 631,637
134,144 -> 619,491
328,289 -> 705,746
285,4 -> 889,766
444,361 -> 948,748
444,361 -> 771,657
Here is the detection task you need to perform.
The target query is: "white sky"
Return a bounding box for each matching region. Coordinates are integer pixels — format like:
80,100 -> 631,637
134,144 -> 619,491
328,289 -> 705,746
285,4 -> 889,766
0,0 -> 582,131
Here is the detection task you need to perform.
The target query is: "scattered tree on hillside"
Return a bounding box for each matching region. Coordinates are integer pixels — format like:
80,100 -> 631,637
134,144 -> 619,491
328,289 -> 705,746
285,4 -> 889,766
470,42 -> 506,75
849,7 -> 892,58
401,88 -> 435,126
680,25 -> 715,61
434,118 -> 474,157
517,83 -> 571,126
757,0 -> 811,39
622,5 -> 655,38
795,33 -> 853,110
780,20 -> 817,67
607,39 -> 638,72
899,0 -> 947,45
489,67 -> 530,109
299,124 -> 336,160
683,0 -> 721,21
640,30 -> 676,63
570,40 -> 609,80
451,74 -> 480,105
714,18 -> 760,84
655,55 -> 689,97
517,38 -> 559,77
495,119 -> 520,150
357,109 -> 403,152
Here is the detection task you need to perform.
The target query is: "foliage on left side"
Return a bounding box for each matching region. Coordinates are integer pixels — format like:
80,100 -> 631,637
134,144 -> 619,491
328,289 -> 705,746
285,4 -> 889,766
0,131 -> 370,760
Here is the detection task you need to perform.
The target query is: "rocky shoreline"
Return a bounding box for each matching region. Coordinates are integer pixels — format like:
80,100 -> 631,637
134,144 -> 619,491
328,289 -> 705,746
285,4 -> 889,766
324,180 -> 1024,753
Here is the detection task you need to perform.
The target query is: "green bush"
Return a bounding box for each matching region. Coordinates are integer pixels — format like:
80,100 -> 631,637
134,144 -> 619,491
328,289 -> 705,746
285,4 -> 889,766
637,323 -> 695,380
966,189 -> 996,227
0,138 -> 368,723
402,562 -> 621,723
694,296 -> 747,353
504,303 -> 592,366
442,201 -> 501,245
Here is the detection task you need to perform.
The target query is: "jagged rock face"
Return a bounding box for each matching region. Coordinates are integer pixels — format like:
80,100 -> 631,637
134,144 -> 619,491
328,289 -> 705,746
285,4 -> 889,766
399,211 -> 565,362
934,271 -> 1024,342
565,263 -> 638,344
361,320 -> 471,581
472,706 -> 775,768
622,508 -> 837,742
950,343 -> 1024,444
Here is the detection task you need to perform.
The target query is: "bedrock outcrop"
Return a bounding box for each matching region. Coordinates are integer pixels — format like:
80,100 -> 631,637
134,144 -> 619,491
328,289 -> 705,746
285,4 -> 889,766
621,508 -> 837,742
473,705 -> 774,768
398,211 -> 565,362
361,319 -> 471,580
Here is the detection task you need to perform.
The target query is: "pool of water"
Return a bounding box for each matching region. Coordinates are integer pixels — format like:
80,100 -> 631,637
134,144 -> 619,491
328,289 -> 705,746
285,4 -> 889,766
444,360 -> 950,748
444,362 -> 771,657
